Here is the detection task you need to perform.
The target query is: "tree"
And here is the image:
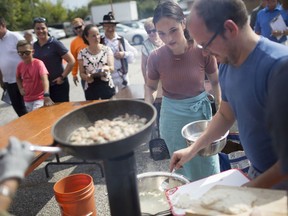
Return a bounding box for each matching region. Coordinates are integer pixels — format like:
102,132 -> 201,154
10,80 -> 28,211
88,0 -> 158,19
0,0 -> 23,30
67,6 -> 90,22
33,0 -> 68,24
137,0 -> 158,19
0,0 -> 159,31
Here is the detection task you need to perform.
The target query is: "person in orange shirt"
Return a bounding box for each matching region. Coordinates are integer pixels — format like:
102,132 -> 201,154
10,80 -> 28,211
70,18 -> 86,88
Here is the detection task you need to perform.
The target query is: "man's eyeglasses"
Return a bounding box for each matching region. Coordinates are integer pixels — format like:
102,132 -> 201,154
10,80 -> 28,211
33,17 -> 46,23
74,25 -> 83,30
18,51 -> 32,56
146,29 -> 157,35
197,31 -> 218,50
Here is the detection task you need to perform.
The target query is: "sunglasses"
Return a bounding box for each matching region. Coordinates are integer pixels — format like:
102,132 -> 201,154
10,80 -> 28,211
74,25 -> 83,30
147,29 -> 157,34
33,17 -> 46,23
18,51 -> 32,56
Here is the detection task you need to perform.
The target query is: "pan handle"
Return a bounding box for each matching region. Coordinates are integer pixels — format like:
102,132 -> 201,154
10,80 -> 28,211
29,144 -> 62,153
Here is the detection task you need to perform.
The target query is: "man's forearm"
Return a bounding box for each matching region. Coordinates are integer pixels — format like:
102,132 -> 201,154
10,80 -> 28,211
0,178 -> 19,212
245,161 -> 288,189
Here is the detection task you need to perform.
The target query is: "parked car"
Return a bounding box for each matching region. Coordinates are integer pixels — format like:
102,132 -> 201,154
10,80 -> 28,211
48,22 -> 75,38
98,23 -> 147,45
121,20 -> 145,30
48,27 -> 66,40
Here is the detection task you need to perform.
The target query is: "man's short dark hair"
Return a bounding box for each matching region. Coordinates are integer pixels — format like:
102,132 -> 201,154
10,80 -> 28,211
16,40 -> 32,50
191,0 -> 248,34
0,17 -> 6,27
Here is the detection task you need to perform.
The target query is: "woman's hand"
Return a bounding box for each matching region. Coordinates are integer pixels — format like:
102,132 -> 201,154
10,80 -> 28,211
52,76 -> 64,85
271,30 -> 283,38
102,65 -> 111,73
86,74 -> 94,83
170,146 -> 196,172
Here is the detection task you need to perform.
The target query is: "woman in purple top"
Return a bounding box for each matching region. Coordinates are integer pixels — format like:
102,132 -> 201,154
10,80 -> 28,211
144,1 -> 221,181
33,17 -> 75,102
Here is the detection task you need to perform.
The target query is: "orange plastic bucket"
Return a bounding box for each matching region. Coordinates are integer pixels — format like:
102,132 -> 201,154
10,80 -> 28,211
53,173 -> 96,216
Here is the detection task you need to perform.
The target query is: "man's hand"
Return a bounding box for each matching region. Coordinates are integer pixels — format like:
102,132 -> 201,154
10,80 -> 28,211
19,88 -> 25,96
73,76 -> 79,86
52,76 -> 64,85
0,81 -> 4,90
283,29 -> 288,36
44,97 -> 54,106
114,51 -> 125,60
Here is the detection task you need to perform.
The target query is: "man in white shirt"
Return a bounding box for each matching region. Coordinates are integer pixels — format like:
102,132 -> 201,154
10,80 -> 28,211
0,17 -> 27,116
99,12 -> 138,92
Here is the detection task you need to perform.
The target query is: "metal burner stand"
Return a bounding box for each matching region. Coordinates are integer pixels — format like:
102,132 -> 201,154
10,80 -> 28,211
104,152 -> 141,216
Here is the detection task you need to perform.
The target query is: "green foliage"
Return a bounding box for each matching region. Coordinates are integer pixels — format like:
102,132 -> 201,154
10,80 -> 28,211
88,0 -> 158,19
89,0 -> 130,8
34,0 -> 67,24
0,0 -> 24,30
0,0 -> 158,30
67,6 -> 90,22
137,0 -> 158,19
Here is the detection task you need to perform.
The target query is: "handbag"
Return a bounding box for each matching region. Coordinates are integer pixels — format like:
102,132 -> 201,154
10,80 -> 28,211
1,89 -> 11,105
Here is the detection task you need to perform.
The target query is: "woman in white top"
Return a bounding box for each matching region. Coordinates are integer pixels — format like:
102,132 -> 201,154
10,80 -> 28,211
78,24 -> 115,100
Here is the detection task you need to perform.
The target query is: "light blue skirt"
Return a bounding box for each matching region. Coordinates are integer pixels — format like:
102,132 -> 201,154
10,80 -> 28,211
160,91 -> 220,181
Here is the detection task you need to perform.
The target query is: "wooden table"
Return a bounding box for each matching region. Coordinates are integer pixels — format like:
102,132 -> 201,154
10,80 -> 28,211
114,84 -> 146,100
113,84 -> 162,102
113,82 -> 212,100
0,101 -> 99,175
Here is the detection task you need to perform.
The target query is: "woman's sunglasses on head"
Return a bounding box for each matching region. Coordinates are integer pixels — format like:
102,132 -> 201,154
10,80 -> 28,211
33,17 -> 46,24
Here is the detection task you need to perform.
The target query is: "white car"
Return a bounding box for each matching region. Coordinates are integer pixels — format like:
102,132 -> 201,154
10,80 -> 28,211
121,21 -> 145,30
48,27 -> 66,40
98,23 -> 148,45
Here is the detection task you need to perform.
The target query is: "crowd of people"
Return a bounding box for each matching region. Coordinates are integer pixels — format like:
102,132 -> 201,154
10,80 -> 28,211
0,12 -> 138,114
1,0 -> 288,214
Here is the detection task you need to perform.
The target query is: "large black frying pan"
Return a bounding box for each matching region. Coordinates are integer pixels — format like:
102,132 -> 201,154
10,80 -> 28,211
42,99 -> 157,160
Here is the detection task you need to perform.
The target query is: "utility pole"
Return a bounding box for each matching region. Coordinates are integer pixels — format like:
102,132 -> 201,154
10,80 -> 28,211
30,0 -> 34,17
109,0 -> 115,16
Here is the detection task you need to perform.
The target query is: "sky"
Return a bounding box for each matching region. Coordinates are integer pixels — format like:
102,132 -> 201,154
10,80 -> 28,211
50,0 -> 91,10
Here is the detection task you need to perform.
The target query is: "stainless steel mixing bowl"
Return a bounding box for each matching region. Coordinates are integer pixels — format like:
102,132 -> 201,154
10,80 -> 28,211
181,119 -> 229,156
137,171 -> 189,215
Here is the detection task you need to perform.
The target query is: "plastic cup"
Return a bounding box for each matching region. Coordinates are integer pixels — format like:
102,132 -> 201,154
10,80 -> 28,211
54,173 -> 96,216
